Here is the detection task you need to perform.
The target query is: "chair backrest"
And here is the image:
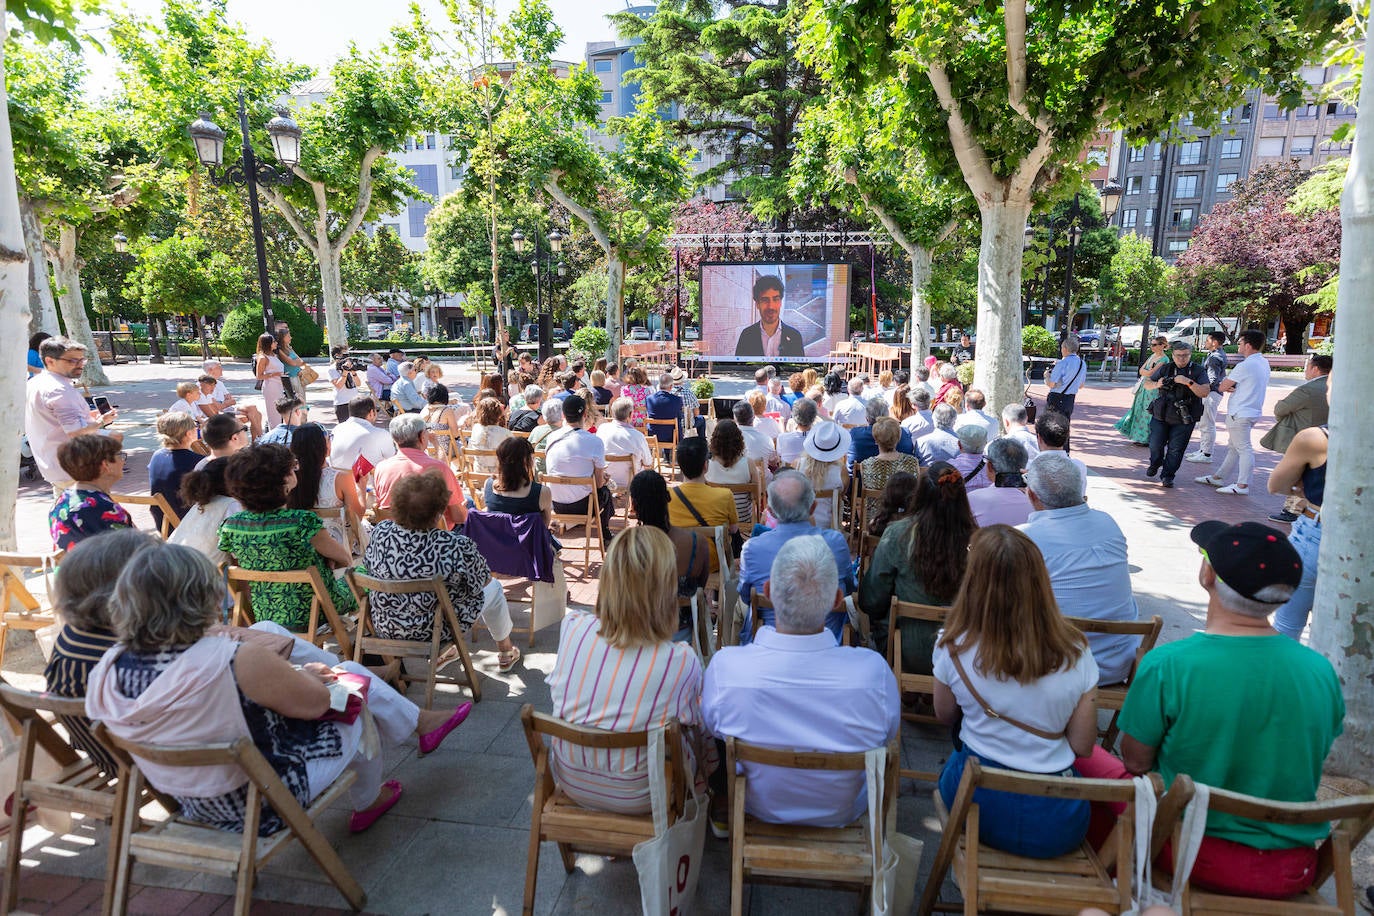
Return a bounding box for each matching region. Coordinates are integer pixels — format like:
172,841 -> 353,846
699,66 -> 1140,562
713,481 -> 759,529
311,504 -> 366,557
520,704 -> 686,821
225,565 -> 354,659
887,599 -> 950,679
0,550 -> 61,614
540,475 -> 600,520
0,682 -> 86,770
110,492 -> 181,538
1064,614 -> 1164,683
345,570 -> 461,651
604,453 -> 637,487
812,487 -> 842,531
647,417 -> 680,445
463,471 -> 491,510
511,430 -> 531,439
464,447 -> 499,473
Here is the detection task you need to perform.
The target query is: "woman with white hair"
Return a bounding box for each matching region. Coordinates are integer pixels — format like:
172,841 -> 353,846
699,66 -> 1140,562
951,424 -> 992,492
530,397 -> 566,476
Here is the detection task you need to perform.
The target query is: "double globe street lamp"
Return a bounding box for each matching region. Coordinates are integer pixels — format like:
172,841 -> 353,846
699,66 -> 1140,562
188,91 -> 302,332
511,227 -> 565,364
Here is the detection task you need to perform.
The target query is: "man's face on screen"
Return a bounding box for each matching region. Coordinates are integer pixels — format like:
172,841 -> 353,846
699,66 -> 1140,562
754,287 -> 783,331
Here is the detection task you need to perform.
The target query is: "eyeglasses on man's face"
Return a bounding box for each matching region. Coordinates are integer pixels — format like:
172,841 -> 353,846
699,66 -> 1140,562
56,355 -> 87,365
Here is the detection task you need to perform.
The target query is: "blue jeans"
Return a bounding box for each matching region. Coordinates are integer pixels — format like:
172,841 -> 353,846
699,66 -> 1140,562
938,745 -> 1089,859
1274,514 -> 1321,640
1148,417 -> 1194,483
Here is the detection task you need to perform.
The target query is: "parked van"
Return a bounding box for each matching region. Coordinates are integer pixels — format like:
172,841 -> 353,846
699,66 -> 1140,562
1169,316 -> 1240,347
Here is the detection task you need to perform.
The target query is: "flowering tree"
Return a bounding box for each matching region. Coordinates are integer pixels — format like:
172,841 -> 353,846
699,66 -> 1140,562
1176,163 -> 1341,353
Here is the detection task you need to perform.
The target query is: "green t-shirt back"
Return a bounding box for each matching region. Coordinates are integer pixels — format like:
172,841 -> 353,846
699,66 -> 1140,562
1118,632 -> 1343,849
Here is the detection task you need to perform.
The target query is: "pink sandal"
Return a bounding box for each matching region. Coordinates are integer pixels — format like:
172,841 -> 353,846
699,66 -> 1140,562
418,702 -> 473,755
348,779 -> 402,833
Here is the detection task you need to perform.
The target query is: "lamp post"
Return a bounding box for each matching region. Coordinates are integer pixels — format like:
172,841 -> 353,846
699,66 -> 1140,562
511,226 -> 564,364
112,231 -> 171,365
188,91 -> 302,334
1025,184 -> 1122,339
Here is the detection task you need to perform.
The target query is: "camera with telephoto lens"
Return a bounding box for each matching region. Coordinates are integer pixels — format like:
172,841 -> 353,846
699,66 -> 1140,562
335,356 -> 367,373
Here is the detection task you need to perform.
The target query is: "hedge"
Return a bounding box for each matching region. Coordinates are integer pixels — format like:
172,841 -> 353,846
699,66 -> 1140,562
220,301 -> 324,358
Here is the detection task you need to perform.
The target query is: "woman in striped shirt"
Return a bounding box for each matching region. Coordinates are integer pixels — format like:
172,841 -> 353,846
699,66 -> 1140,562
546,526 -> 708,814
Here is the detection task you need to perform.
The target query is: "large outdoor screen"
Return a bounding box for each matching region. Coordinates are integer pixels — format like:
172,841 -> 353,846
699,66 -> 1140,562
698,262 -> 850,363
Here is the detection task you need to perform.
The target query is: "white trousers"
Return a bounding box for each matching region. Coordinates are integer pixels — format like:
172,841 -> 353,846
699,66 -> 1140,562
1216,415 -> 1257,487
479,578 -> 514,643
1197,392 -> 1222,453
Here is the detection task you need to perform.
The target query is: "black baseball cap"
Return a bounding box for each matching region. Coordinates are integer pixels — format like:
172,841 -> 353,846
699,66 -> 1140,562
1190,521 -> 1302,602
562,394 -> 587,423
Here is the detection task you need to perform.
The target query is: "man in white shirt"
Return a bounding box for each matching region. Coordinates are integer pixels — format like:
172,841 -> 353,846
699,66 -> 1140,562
830,376 -> 870,427
545,395 -> 613,543
732,401 -> 779,471
1019,453 -> 1139,684
910,365 -> 936,401
199,360 -> 263,439
330,394 -> 397,475
901,388 -> 935,440
916,404 -> 962,466
1001,402 -> 1040,461
24,337 -> 120,492
704,535 -> 899,828
776,397 -> 816,465
956,388 -> 1000,442
326,345 -> 363,424
597,396 -> 654,487
1196,329 -> 1271,496
765,377 -> 792,420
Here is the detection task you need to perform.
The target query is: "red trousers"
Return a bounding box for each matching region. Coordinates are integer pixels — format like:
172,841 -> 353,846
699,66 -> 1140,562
1076,746 -> 1318,899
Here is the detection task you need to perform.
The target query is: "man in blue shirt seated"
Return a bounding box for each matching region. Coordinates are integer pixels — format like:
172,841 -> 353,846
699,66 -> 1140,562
258,396 -> 308,447
737,470 -> 855,644
643,372 -> 684,449
389,361 -> 426,413
847,397 -> 915,470
916,403 -> 961,465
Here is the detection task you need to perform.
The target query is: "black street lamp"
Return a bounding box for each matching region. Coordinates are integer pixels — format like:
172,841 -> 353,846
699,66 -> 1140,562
511,226 -> 564,364
111,232 -> 169,364
188,91 -> 302,334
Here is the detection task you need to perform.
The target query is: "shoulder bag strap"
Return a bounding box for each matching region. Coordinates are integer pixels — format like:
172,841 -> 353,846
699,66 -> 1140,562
949,652 -> 1067,741
1068,355 -> 1085,389
673,488 -> 710,527
962,458 -> 986,483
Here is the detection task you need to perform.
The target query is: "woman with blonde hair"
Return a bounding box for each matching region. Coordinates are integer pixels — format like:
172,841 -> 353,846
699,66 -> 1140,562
468,396 -> 510,472
546,526 -> 707,813
746,389 -> 781,442
801,367 -> 819,392
795,420 -> 849,528
933,525 -> 1099,858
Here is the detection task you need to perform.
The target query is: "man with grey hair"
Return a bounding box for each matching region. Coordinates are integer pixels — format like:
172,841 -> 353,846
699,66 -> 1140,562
901,387 -> 935,439
831,375 -> 870,426
531,397 -> 567,474
966,436 -> 1033,527
373,413 -> 466,527
951,424 -> 991,492
597,396 -> 654,487
509,384 -> 544,433
703,535 -> 899,828
1018,452 -> 1138,684
644,372 -> 685,452
1046,335 -> 1086,418
776,396 -> 817,465
1001,402 -> 1040,461
916,403 -> 961,465
911,364 -> 936,400
956,388 -> 999,441
390,360 -> 425,413
732,399 -> 780,470
1078,521 -> 1342,887
737,470 -> 855,644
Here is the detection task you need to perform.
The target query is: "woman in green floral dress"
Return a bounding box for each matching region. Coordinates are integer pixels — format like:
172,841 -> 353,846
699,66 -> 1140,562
1114,336 -> 1169,445
219,444 -> 356,631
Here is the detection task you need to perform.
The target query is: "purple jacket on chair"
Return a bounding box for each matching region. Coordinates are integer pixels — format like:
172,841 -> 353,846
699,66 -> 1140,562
463,511 -> 557,583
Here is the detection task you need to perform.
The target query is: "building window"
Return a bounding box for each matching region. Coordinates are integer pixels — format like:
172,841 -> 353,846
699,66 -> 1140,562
1086,147 -> 1108,167
1167,240 -> 1190,254
600,90 -> 613,104
1126,176 -> 1142,195
1121,209 -> 1138,228
404,137 -> 413,152
1257,136 -> 1286,158
1295,103 -> 1318,120
1216,173 -> 1238,193
594,59 -> 612,74
1291,135 -> 1315,155
1128,145 -> 1146,162
1264,103 -> 1285,120
450,164 -> 463,180
1148,175 -> 1158,194
1171,207 -> 1195,231
1221,138 -> 1242,158
1240,102 -> 1253,122
1178,141 -> 1202,165
406,164 -> 439,238
1301,65 -> 1326,86
1143,208 -> 1154,227
1174,174 -> 1199,198
1152,142 -> 1162,160
426,134 -> 436,149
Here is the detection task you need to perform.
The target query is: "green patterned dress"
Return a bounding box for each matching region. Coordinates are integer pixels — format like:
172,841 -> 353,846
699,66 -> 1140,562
218,509 -> 356,631
1114,354 -> 1168,444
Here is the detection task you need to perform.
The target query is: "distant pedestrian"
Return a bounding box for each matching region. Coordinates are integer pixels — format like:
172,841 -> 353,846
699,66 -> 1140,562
1044,336 -> 1086,418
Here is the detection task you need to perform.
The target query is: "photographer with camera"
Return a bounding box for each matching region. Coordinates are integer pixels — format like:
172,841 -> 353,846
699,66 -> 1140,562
1142,340 -> 1212,488
327,345 -> 367,424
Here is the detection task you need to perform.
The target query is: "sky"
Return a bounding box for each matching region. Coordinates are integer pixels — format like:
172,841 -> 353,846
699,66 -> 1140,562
82,0 -> 637,95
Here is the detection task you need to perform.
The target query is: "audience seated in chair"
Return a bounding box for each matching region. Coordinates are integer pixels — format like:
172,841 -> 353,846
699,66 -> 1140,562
49,435 -> 134,551
1001,402 -> 1041,461
644,373 -> 685,445
362,470 -> 522,673
148,412 -> 201,532
546,526 -> 710,814
669,437 -> 739,573
933,525 -> 1101,858
529,398 -> 566,476
290,423 -> 366,551
794,421 -> 849,529
955,388 -> 1000,443
737,471 -> 854,645
731,401 -> 780,472
775,396 -> 817,466
1018,452 -> 1140,685
509,385 -> 545,433
544,395 -> 614,545
372,414 -> 467,528
950,425 -> 993,493
898,387 -> 935,441
704,535 -> 898,827
916,404 -> 961,466
597,397 -> 654,488
848,398 -> 916,470
482,437 -> 553,525
865,471 -> 917,544
420,384 -> 465,463
1075,520 -> 1344,899
859,462 -> 974,668
85,541 -> 472,836
1035,410 -> 1088,490
330,395 -> 397,476
858,418 -> 919,525
468,397 -> 510,472
966,437 -> 1033,528
199,413 -> 251,466
829,376 -> 870,428
167,458 -> 241,565
630,470 -> 708,642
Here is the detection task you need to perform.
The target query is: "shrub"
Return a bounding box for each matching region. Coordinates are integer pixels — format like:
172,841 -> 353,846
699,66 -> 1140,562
571,326 -> 610,358
1021,325 -> 1059,358
693,378 -> 715,401
219,300 -> 324,358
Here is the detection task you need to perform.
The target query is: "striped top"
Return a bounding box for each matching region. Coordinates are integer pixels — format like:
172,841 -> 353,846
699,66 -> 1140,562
44,624 -> 121,775
546,609 -> 703,814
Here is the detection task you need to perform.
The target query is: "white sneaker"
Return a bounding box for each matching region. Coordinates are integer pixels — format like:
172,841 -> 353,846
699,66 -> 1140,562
1216,484 -> 1250,495
1195,475 -> 1225,486
1184,451 -> 1212,463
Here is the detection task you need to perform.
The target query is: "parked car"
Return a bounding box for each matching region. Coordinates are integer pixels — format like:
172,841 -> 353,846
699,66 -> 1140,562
627,327 -> 651,341
1169,316 -> 1240,347
683,326 -> 701,341
1077,327 -> 1105,347
366,322 -> 392,340
551,327 -> 568,342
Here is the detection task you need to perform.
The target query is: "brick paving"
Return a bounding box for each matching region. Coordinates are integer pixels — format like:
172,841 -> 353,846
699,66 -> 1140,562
0,871 -> 374,915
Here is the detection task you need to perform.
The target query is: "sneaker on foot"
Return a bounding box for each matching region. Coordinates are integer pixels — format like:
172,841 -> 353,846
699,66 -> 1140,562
1194,474 -> 1225,486
1160,478 -> 1175,488
1268,510 -> 1299,523
1184,451 -> 1213,463
1216,484 -> 1250,495
1145,464 -> 1160,479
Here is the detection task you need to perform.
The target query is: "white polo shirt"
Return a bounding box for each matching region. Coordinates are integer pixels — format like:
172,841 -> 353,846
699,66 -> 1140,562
546,428 -> 606,504
597,421 -> 653,486
1223,352 -> 1271,419
329,416 -> 396,474
25,370 -> 95,482
831,395 -> 869,427
166,398 -> 206,422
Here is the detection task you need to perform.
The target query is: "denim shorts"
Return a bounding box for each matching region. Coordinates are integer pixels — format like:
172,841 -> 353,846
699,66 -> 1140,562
939,745 -> 1090,859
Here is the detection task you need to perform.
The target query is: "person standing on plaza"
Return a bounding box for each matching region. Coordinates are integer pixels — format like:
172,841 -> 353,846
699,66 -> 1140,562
1114,336 -> 1170,445
1185,331 -> 1231,464
274,325 -> 305,399
1196,329 -> 1270,495
1044,336 -> 1086,419
1143,341 -> 1211,488
25,336 -> 121,494
1262,353 -> 1331,523
951,332 -> 975,366
254,333 -> 287,428
492,326 -> 516,378
326,345 -> 361,424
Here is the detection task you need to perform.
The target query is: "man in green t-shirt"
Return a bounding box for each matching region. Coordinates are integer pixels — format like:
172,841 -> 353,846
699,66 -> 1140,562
1091,520 -> 1343,899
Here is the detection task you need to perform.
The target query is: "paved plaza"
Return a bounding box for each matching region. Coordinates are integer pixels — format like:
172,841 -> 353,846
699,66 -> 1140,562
2,356 -> 1364,914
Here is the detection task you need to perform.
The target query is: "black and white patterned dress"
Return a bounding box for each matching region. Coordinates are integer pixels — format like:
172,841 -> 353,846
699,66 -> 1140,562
362,521 -> 492,641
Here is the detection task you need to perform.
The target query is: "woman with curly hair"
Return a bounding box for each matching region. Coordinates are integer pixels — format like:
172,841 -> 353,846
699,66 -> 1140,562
705,418 -> 758,529
219,444 -> 356,632
468,396 -> 510,472
479,372 -> 507,405
537,356 -> 561,390
621,366 -> 652,426
858,461 -> 976,669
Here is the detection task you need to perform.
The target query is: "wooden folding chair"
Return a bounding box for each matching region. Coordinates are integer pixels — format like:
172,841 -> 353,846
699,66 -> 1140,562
0,684 -> 177,916
520,705 -> 686,916
812,486 -> 843,532
310,505 -> 367,559
0,551 -> 61,667
1151,777 -> 1374,916
102,731 -> 365,916
510,430 -> 531,440
464,447 -> 499,474
917,758 -> 1144,916
714,480 -> 760,533
726,736 -> 897,916
1064,614 -> 1164,748
684,525 -> 741,649
604,454 -> 637,525
750,592 -> 853,646
463,470 -> 492,510
888,598 -> 951,782
345,571 -> 482,708
540,474 -> 606,571
225,565 -> 355,659
646,418 -> 680,477
110,492 -> 181,538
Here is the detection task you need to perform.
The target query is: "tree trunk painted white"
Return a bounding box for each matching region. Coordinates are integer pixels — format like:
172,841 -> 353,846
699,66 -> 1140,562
20,199 -> 58,335
319,239 -> 346,348
1310,45 -> 1374,782
0,5 -> 34,550
488,165 -> 505,338
52,223 -> 109,386
971,198 -> 1032,415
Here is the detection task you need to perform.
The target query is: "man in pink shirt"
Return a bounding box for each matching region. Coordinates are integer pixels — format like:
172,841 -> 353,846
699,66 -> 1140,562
25,337 -> 121,492
966,437 -> 1033,527
372,414 -> 466,528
